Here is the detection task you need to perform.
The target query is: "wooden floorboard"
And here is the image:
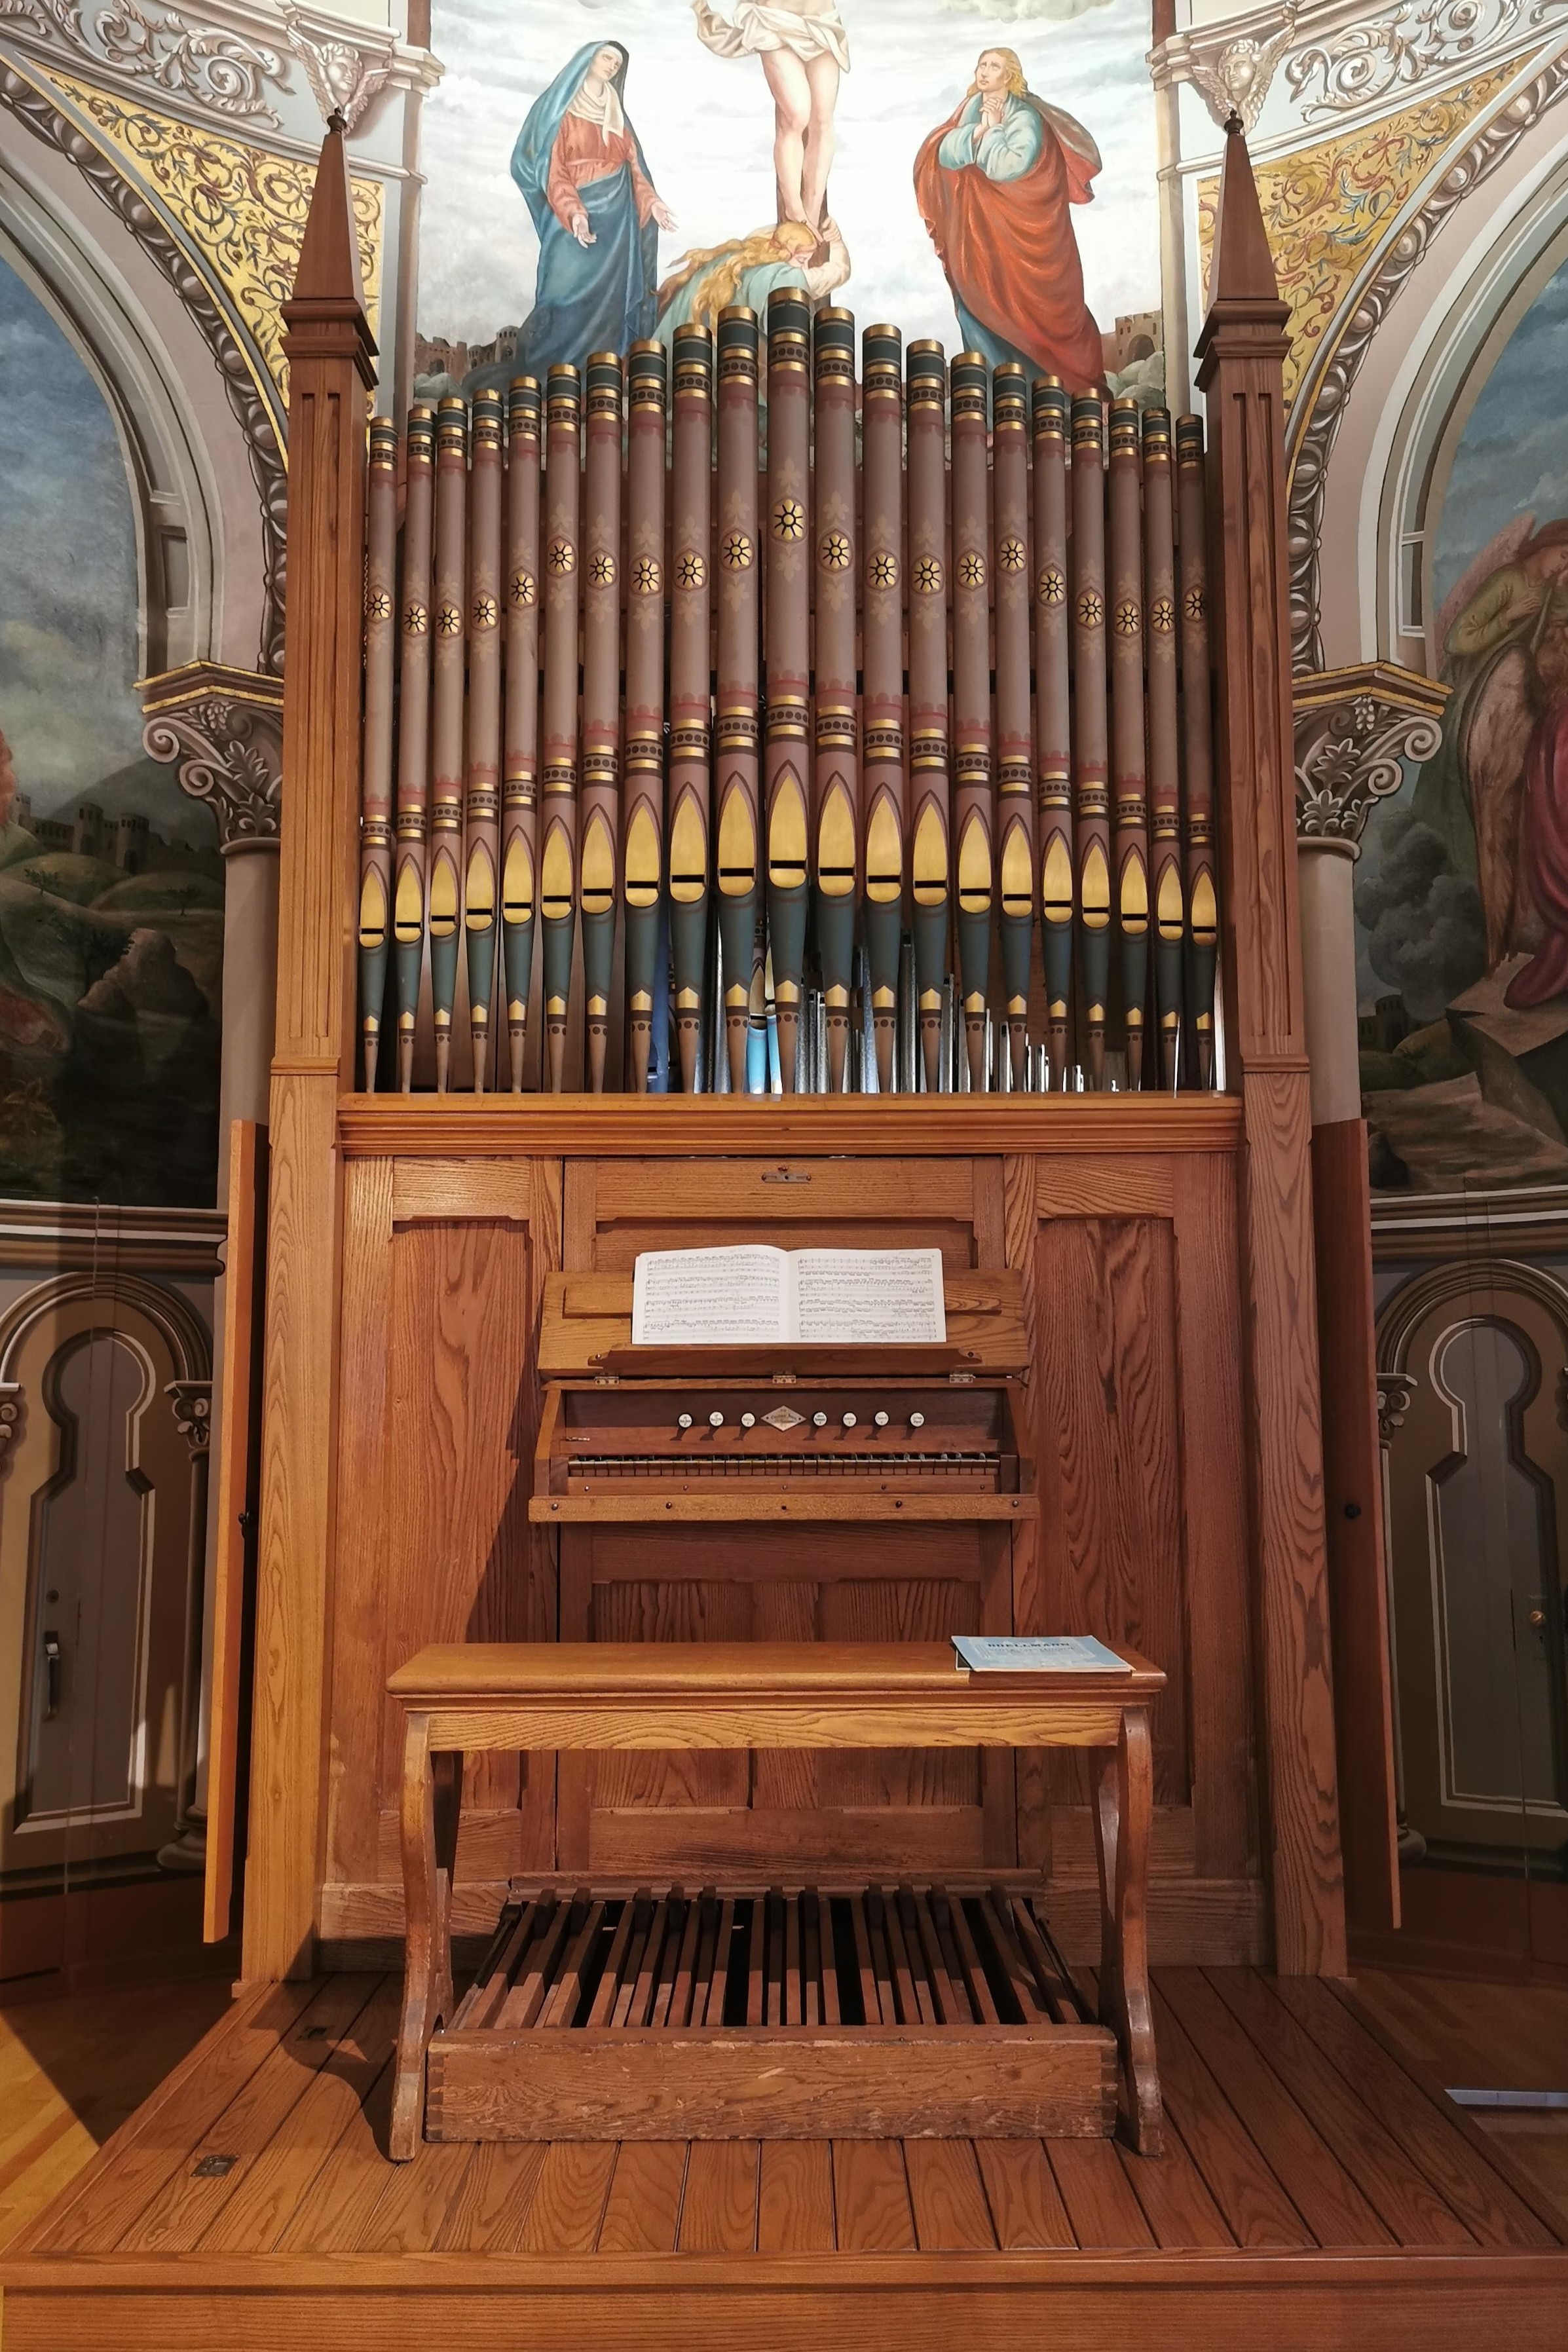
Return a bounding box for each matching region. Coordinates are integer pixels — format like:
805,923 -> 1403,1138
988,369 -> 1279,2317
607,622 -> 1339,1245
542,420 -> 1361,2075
4,1966 -> 1567,2351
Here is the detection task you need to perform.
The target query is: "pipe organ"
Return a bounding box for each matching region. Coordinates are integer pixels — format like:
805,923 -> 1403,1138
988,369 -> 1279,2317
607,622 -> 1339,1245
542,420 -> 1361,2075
356,299 -> 1223,1096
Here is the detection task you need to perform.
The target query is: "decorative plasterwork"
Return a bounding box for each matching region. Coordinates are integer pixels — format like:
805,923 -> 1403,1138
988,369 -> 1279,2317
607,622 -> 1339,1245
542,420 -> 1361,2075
140,660 -> 282,849
0,0 -> 286,119
1375,1370 -> 1419,1438
0,55 -> 289,672
1294,662 -> 1448,841
1285,50 -> 1568,669
1286,0 -> 1561,117
37,62 -> 381,400
1172,5 -> 1303,134
165,1377 -> 212,1450
280,3 -> 390,132
1196,65 -> 1510,404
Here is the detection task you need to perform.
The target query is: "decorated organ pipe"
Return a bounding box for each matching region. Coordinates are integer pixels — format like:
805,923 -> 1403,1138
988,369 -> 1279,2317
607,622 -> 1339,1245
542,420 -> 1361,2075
950,352 -> 994,1093
393,404 -> 434,1092
1071,393 -> 1112,1091
764,289 -> 812,1089
715,306 -> 762,1094
358,414 -> 398,1091
1142,407 -> 1184,1091
860,324 -> 905,1095
906,341 -> 950,1093
463,388 -> 503,1092
580,352 -> 623,1091
502,377 -> 540,1092
813,307 -> 859,1094
1108,395 -> 1149,1091
668,324 -> 713,1093
540,363 -> 581,1091
624,340 -> 667,1094
429,396 -> 468,1089
1031,379 -> 1072,1091
352,328 -> 1226,1098
1176,412 -> 1219,1088
992,362 -> 1034,1092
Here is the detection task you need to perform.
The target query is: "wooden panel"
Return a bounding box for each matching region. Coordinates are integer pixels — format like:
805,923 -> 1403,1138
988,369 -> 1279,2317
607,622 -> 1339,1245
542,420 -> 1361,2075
341,1092 -> 1245,1158
327,1157 -> 560,1901
575,1157 -> 983,1271
205,1119 -> 267,1945
1030,1214 -> 1188,1807
1311,1119 -> 1399,1937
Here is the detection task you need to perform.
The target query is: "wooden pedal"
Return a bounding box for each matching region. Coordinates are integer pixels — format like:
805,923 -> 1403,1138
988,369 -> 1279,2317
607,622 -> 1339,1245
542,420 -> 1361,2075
424,1880 -> 1117,2142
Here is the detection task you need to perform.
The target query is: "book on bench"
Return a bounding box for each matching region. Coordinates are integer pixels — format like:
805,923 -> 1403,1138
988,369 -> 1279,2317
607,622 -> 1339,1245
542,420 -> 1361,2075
631,1244 -> 946,1347
954,1635 -> 1131,1674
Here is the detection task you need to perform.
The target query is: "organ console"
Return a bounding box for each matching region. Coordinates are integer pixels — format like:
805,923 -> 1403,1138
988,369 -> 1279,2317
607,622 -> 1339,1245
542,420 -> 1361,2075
356,301 -> 1223,1097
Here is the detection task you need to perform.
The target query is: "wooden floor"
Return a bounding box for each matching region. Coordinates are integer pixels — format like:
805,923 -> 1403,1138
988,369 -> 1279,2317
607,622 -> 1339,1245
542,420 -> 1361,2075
2,1966 -> 1565,2350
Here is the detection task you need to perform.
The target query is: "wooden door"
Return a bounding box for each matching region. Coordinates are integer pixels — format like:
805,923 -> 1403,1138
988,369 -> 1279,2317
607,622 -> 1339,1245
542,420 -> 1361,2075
559,1155 -> 1013,1876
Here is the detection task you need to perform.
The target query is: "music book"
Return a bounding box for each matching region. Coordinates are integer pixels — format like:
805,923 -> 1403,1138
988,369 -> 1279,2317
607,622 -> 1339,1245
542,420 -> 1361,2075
631,1245 -> 947,1347
954,1635 -> 1130,1674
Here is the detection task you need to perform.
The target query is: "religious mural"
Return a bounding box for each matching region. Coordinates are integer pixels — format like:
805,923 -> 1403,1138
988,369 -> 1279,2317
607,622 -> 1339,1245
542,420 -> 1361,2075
0,260 -> 222,1208
415,0 -> 1163,404
1358,257 -> 1568,1192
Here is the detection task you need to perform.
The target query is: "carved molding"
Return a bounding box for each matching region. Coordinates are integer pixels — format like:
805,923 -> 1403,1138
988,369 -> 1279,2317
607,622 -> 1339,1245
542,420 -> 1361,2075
93,0 -> 283,122
1285,0 -> 1559,118
0,1380 -> 23,1469
1294,662 -> 1447,840
1286,52 -> 1568,671
280,3 -> 390,132
0,60 -> 288,672
1163,3 -> 1303,132
0,0 -> 286,119
140,660 -> 282,849
165,1375 -> 212,1451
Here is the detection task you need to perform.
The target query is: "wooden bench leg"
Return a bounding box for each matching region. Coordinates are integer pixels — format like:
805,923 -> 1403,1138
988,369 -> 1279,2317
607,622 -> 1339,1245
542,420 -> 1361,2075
390,1711 -> 460,2161
1092,1704 -> 1163,2156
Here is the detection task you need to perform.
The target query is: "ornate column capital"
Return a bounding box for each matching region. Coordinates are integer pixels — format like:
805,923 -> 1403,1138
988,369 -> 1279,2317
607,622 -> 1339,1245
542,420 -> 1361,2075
1294,662 -> 1447,848
140,661 -> 283,854
165,1377 -> 212,1453
1375,1370 -> 1419,1440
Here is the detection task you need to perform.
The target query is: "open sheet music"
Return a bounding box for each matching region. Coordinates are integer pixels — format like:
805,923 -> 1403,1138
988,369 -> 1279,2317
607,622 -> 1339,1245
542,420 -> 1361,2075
631,1246 -> 947,1347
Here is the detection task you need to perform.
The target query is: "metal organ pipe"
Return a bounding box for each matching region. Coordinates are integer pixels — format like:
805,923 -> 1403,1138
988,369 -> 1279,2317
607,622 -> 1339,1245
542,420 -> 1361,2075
353,327 -> 1222,1100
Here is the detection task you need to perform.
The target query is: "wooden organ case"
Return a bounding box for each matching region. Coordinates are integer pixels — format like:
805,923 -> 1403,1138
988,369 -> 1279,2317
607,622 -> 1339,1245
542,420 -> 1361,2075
229,114 -> 1353,2075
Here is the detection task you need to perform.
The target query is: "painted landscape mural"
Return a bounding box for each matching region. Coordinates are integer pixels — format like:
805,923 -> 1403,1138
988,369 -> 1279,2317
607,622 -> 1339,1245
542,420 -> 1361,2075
1358,256 -> 1568,1193
0,259 -> 222,1206
415,0 -> 1165,407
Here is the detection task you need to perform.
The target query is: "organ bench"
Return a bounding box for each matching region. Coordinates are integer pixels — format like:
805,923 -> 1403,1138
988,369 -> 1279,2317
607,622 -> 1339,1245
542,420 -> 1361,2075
388,1640 -> 1165,2161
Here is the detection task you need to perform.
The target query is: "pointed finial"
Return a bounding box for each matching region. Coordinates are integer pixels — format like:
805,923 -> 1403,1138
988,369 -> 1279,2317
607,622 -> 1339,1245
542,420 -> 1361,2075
1224,108 -> 1244,135
327,107 -> 346,135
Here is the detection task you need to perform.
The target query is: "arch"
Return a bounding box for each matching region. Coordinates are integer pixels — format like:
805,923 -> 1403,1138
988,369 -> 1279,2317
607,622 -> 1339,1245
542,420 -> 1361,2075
0,1269 -> 211,1391
0,60 -> 284,671
1376,1255 -> 1568,1375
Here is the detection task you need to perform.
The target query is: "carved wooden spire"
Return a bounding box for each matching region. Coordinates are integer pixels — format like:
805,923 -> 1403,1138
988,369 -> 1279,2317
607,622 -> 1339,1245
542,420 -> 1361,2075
1206,112 -> 1286,316
284,113 -> 373,350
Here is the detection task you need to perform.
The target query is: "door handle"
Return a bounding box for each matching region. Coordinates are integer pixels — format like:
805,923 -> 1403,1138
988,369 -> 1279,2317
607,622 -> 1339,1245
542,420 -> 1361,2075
42,1630 -> 61,1721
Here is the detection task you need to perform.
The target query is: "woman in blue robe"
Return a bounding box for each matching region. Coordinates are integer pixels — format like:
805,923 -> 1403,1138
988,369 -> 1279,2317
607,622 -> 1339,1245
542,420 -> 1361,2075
510,43 -> 674,380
